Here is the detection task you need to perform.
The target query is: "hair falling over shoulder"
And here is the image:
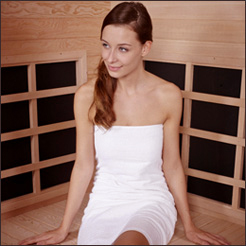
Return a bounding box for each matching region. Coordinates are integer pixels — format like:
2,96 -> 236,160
90,59 -> 117,129
90,2 -> 152,129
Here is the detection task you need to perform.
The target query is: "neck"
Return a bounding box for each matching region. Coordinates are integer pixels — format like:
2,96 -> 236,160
117,63 -> 147,95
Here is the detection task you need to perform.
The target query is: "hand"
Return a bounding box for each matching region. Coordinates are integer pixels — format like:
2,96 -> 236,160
18,227 -> 68,245
185,224 -> 230,245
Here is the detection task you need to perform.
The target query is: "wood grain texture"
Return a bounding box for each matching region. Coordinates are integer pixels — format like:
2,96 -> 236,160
112,1 -> 245,21
1,1 -> 110,18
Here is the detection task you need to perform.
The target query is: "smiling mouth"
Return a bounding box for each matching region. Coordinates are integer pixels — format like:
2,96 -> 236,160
108,65 -> 122,72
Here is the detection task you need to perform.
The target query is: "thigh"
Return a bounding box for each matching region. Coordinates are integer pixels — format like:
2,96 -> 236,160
113,230 -> 149,245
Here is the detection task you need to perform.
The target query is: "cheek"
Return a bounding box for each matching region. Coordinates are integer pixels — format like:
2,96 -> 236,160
101,49 -> 108,60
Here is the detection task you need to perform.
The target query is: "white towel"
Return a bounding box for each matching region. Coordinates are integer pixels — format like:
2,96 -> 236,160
77,124 -> 177,245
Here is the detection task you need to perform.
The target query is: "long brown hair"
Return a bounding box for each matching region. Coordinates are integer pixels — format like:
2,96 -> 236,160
90,2 -> 153,129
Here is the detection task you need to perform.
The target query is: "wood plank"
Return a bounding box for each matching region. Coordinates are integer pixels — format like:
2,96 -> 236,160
188,194 -> 245,225
7,214 -> 52,234
146,40 -> 245,68
181,63 -> 193,173
1,120 -> 76,142
1,232 -> 19,245
185,168 -> 245,188
152,19 -> 244,44
1,194 -> 67,220
1,86 -> 79,104
1,153 -> 76,179
1,38 -> 101,57
182,91 -> 245,108
1,183 -> 69,214
1,1 -> 110,18
1,50 -> 86,66
1,17 -> 102,41
1,219 -> 37,242
180,127 -> 245,147
112,1 -> 245,21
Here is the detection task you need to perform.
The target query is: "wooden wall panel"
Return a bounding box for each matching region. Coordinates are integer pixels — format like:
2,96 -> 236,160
1,1 -> 110,18
112,1 -> 245,68
1,1 -> 110,77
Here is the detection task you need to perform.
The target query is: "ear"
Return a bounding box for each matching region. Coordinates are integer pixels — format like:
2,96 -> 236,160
141,41 -> 152,57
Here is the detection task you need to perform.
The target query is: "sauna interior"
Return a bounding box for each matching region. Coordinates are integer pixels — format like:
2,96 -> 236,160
1,1 -> 245,245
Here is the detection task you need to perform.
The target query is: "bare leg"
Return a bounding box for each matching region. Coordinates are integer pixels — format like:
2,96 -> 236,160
113,230 -> 149,245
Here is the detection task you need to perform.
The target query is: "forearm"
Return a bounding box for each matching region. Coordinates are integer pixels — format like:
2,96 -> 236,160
60,163 -> 94,233
164,162 -> 194,232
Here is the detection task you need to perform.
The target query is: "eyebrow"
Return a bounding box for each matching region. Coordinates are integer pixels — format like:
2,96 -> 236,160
101,39 -> 132,46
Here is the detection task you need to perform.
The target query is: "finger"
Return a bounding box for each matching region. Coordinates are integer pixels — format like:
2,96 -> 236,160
211,234 -> 230,245
206,233 -> 230,245
19,235 -> 40,245
193,237 -> 210,245
19,233 -> 51,245
36,237 -> 57,245
198,233 -> 226,245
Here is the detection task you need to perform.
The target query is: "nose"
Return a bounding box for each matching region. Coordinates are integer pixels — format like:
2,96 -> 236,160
107,49 -> 117,63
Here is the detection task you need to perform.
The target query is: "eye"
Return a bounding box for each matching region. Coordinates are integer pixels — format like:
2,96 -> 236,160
119,47 -> 128,52
102,43 -> 110,49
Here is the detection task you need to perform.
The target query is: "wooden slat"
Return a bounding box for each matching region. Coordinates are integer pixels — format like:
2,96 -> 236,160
232,68 -> 245,209
1,120 -> 76,142
1,1 -> 110,18
1,38 -> 101,57
28,63 -> 41,195
181,91 -> 245,108
188,193 -> 245,225
181,63 -> 193,172
112,1 -> 245,21
146,40 -> 245,68
1,50 -> 86,66
1,17 -> 102,41
1,183 -> 70,214
1,153 -> 76,179
180,127 -> 245,147
152,19 -> 244,44
76,56 -> 87,86
1,86 -> 79,104
185,168 -> 245,189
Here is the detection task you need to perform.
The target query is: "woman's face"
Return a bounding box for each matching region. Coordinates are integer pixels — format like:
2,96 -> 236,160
101,24 -> 145,79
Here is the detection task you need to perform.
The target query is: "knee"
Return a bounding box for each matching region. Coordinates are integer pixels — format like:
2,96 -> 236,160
113,230 -> 149,245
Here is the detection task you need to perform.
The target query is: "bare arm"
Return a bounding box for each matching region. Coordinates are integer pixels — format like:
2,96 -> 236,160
162,84 -> 230,245
19,82 -> 95,245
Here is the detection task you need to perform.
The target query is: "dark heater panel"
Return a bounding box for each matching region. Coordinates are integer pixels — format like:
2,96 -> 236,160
145,61 -> 185,90
40,161 -> 74,190
188,176 -> 233,205
1,66 -> 28,95
1,137 -> 31,170
36,61 -> 76,90
1,101 -> 30,133
39,128 -> 76,161
37,94 -> 75,126
1,172 -> 33,201
193,65 -> 241,98
191,100 -> 239,136
242,153 -> 245,180
189,137 -> 235,178
240,189 -> 245,209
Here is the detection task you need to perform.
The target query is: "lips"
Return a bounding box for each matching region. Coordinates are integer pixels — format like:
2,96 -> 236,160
108,65 -> 122,72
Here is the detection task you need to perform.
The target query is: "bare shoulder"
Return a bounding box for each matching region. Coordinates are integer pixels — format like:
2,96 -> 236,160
148,72 -> 182,104
75,78 -> 96,104
74,78 -> 96,123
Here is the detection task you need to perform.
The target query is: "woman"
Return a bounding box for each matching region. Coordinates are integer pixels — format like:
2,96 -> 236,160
20,2 -> 230,245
